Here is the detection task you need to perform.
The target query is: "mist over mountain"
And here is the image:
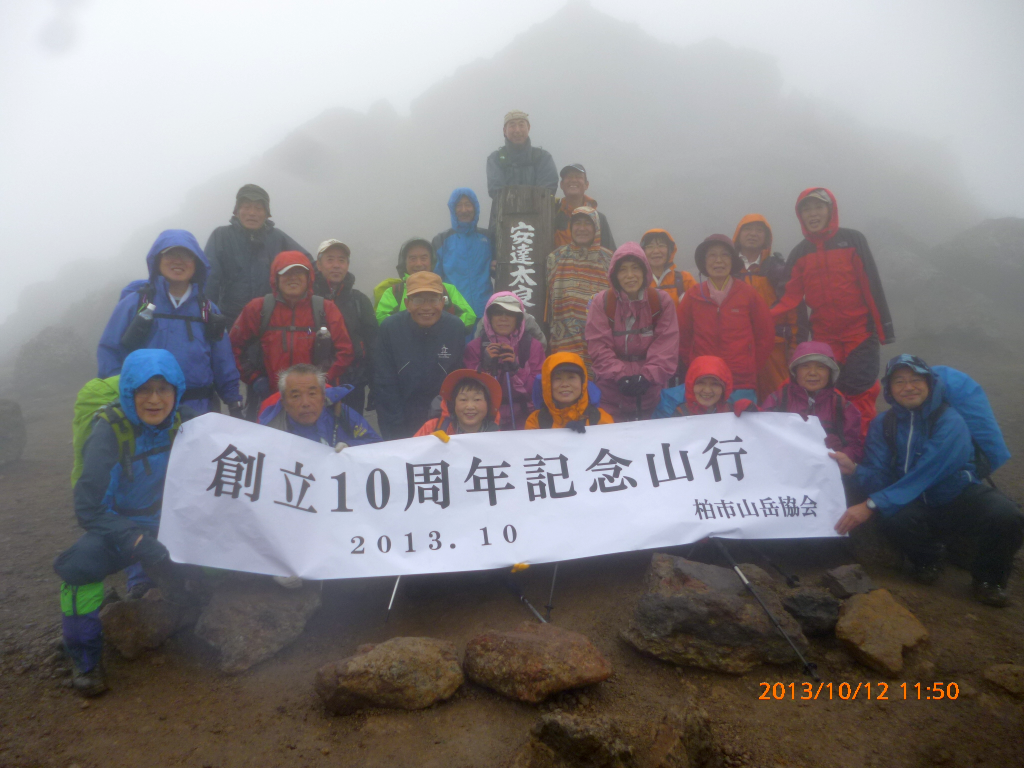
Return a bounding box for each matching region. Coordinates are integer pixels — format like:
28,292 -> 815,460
0,3 -> 998,387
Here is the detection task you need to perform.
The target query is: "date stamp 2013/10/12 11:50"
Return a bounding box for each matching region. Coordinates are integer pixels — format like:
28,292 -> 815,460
759,681 -> 960,701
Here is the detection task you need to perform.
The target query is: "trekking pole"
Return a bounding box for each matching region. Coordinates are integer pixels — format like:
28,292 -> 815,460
746,541 -> 800,588
504,573 -> 547,623
711,537 -> 818,681
505,372 -> 517,430
384,575 -> 401,624
544,564 -> 559,622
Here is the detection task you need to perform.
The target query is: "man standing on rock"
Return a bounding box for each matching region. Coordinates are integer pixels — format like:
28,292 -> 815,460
485,110 -> 558,229
552,164 -> 616,252
205,184 -> 311,325
374,272 -> 466,440
832,354 -> 1023,606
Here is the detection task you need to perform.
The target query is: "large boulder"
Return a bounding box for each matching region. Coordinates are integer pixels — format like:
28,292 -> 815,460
622,553 -> 808,674
464,622 -> 611,703
194,578 -> 321,673
0,400 -> 27,466
781,587 -> 841,637
314,637 -> 463,715
510,708 -> 718,768
835,589 -> 928,676
99,590 -> 188,659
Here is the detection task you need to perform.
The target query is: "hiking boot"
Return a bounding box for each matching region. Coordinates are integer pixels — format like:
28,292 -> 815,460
911,562 -> 943,585
973,581 -> 1009,607
71,663 -> 107,697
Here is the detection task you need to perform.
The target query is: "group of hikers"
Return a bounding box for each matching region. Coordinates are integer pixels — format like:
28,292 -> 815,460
54,110 -> 1022,696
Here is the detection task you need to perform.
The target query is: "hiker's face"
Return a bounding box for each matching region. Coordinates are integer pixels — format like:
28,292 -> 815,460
704,245 -> 733,280
282,373 -> 325,426
560,171 -> 588,199
738,223 -> 768,253
551,370 -> 583,407
795,361 -> 831,393
317,247 -> 349,285
407,292 -> 443,327
488,307 -> 520,337
237,199 -> 268,230
616,259 -> 646,297
571,217 -> 595,247
890,368 -> 930,410
159,248 -> 196,286
643,237 -> 670,272
454,386 -> 488,432
277,268 -> 309,302
504,119 -> 530,144
799,198 -> 832,234
134,377 -> 176,425
454,196 -> 476,223
692,375 -> 724,410
404,246 -> 432,275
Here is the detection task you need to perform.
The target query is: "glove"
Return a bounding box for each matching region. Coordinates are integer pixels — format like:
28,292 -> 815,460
228,402 -> 244,419
128,531 -> 169,568
565,419 -> 587,434
732,399 -> 756,417
633,375 -> 651,395
431,430 -> 451,443
617,376 -> 636,396
334,442 -> 348,453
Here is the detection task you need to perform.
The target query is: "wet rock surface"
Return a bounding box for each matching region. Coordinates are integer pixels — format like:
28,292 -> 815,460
835,588 -> 928,677
822,564 -> 874,599
99,590 -> 188,660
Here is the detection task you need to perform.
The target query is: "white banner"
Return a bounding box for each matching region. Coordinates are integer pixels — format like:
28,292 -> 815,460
159,412 -> 845,580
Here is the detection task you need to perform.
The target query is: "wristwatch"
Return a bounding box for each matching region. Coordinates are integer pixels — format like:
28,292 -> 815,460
865,498 -> 877,511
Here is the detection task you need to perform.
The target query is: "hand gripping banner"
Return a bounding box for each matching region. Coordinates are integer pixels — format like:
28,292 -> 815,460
159,412 -> 846,580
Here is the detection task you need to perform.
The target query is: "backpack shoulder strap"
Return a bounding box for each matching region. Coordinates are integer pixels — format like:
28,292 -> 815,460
779,386 -> 789,413
832,391 -> 847,446
603,290 -> 617,320
332,400 -> 353,445
927,401 -> 950,437
258,294 -> 277,336
516,332 -> 533,365
311,295 -> 326,329
392,282 -> 404,304
585,404 -> 602,425
96,405 -> 138,480
646,287 -> 662,318
538,408 -> 554,429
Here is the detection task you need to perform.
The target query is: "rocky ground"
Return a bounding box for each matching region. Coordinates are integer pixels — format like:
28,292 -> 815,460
2,338 -> 1023,768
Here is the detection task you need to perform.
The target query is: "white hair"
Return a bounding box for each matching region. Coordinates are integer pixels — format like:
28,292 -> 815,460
277,364 -> 327,393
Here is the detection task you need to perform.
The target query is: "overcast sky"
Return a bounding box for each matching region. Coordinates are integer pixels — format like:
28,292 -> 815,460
1,0 -> 1021,323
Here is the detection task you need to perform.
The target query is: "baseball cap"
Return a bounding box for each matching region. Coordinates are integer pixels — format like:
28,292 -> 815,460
487,294 -> 524,314
405,271 -> 444,296
235,184 -> 271,216
277,262 -> 310,276
317,239 -> 351,258
560,164 -> 587,178
504,110 -> 530,126
800,189 -> 832,207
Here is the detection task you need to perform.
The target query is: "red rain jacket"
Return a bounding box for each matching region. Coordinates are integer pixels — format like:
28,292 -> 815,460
771,188 -> 895,348
230,251 -> 354,392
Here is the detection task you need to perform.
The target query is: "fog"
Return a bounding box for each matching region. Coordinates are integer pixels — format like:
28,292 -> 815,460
1,0 -> 1022,359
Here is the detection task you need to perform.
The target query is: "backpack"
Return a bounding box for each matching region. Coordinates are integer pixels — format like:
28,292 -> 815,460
390,282 -> 463,318
772,386 -> 848,447
120,280 -> 227,346
70,377 -> 182,488
882,367 -> 1008,481
241,293 -> 329,376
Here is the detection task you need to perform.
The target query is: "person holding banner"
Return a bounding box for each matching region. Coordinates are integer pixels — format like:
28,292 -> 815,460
414,369 -> 502,436
585,243 -> 679,421
53,350 -> 197,697
833,355 -> 1023,606
525,352 -> 613,431
676,235 -> 774,404
374,272 -> 467,440
653,355 -> 733,418
464,292 -> 546,430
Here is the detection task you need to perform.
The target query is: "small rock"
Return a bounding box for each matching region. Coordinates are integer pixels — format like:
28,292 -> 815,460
822,564 -> 874,599
835,589 -> 928,676
194,578 -> 321,673
958,682 -> 979,699
464,622 -> 611,703
99,591 -> 186,660
781,587 -> 841,636
0,400 -> 27,466
983,664 -> 1024,697
315,637 -> 463,715
622,554 -> 809,674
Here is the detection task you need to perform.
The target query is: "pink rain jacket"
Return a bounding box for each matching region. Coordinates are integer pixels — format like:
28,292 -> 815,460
585,243 -> 679,420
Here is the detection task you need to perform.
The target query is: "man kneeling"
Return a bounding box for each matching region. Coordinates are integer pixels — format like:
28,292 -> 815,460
832,354 -> 1023,606
259,363 -> 381,449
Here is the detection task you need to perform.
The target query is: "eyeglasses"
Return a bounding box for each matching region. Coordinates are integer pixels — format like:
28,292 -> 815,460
407,294 -> 443,307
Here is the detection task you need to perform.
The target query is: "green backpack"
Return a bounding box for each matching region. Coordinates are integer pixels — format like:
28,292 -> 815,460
71,376 -> 121,488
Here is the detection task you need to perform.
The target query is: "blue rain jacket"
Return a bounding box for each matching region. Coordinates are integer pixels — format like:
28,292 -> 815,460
75,350 -> 189,537
258,384 -> 381,448
856,361 -> 979,515
97,229 -> 240,413
432,188 -> 493,317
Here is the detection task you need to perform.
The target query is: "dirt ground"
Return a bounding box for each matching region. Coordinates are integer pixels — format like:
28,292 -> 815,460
2,339 -> 1023,768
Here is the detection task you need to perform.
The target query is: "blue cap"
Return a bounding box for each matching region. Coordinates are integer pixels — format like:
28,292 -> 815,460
883,354 -> 930,382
